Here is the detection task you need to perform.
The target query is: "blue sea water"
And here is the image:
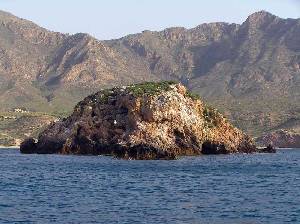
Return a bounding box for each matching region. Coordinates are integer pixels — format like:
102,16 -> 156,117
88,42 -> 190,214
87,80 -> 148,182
0,149 -> 299,224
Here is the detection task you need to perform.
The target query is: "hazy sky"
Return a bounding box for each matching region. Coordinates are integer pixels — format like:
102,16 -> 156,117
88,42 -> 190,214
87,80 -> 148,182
0,0 -> 299,40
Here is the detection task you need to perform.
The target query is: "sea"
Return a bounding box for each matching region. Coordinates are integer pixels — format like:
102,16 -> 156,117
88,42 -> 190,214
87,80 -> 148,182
0,148 -> 299,224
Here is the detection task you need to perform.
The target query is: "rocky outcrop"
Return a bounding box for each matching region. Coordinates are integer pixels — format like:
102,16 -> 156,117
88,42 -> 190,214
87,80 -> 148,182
20,138 -> 37,154
257,129 -> 300,148
260,144 -> 276,153
20,82 -> 275,159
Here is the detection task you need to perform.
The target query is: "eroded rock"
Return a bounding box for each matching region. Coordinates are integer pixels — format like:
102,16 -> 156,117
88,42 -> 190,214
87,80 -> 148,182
20,82 -> 267,159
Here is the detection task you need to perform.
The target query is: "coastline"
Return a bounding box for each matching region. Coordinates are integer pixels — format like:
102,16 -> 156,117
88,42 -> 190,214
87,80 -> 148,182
0,145 -> 19,149
1,145 -> 298,151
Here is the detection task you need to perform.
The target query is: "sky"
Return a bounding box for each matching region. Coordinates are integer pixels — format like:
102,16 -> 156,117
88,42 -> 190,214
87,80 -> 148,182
0,0 -> 299,40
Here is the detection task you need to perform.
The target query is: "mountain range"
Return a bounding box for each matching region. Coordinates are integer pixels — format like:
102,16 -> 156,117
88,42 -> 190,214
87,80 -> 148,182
0,10 -> 299,144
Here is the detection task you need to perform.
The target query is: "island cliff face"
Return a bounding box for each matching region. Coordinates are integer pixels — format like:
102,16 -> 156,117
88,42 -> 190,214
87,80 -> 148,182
20,82 -> 272,159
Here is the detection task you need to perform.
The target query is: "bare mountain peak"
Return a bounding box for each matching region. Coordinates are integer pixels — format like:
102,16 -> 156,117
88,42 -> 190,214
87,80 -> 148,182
246,10 -> 279,25
0,9 -> 33,25
248,10 -> 276,19
252,10 -> 273,15
0,9 -> 49,36
0,10 -> 17,19
71,32 -> 93,41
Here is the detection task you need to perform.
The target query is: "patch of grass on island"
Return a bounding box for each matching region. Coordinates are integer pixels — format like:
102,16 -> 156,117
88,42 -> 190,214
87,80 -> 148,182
186,91 -> 201,101
127,81 -> 178,97
90,81 -> 179,105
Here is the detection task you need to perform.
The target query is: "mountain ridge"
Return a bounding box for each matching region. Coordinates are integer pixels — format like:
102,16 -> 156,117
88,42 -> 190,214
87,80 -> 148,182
0,10 -> 299,143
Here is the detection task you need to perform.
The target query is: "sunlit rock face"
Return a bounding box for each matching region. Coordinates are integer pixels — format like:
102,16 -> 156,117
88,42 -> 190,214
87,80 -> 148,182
20,82 -> 272,159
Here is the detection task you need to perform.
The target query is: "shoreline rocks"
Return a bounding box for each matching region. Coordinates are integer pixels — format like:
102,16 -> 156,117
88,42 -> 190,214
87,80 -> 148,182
260,144 -> 276,153
20,82 -> 276,159
257,129 -> 300,148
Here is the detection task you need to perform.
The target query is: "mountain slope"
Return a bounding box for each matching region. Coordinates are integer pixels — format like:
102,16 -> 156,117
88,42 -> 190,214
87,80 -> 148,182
0,10 -> 156,112
107,11 -> 300,136
0,10 -> 299,139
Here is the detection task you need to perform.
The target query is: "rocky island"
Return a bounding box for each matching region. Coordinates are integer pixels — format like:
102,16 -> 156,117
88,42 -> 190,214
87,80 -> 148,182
20,82 -> 275,159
